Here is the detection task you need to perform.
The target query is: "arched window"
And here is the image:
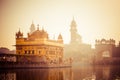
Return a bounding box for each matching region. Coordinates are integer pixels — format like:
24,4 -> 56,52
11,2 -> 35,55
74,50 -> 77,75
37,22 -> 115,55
102,51 -> 110,57
32,50 -> 34,54
25,51 -> 27,54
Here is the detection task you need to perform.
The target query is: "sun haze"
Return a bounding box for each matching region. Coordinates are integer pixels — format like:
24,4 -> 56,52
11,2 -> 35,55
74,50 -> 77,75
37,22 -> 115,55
0,0 -> 120,50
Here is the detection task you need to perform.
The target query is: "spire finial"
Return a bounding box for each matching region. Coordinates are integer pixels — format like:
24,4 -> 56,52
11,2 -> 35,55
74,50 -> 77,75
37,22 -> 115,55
71,16 -> 76,23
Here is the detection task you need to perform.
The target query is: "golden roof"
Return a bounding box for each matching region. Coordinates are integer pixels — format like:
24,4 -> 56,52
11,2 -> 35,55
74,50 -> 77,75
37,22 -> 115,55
28,28 -> 48,39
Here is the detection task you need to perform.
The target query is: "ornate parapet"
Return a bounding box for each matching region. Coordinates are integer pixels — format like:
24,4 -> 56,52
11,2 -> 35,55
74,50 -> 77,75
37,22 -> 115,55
95,38 -> 115,45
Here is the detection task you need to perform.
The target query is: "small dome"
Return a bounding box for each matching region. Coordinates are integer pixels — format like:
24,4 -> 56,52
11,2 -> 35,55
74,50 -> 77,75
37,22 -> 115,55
101,39 -> 106,42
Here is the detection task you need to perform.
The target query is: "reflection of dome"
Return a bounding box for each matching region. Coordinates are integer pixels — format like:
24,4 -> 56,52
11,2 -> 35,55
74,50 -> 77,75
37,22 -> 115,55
28,29 -> 48,39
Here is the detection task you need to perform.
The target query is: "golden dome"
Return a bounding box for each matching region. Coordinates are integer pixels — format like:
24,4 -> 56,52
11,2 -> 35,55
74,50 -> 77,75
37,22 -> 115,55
28,29 -> 48,39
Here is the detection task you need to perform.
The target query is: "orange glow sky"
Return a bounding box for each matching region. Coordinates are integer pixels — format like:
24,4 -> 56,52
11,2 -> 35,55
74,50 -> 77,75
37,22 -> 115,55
0,0 -> 120,50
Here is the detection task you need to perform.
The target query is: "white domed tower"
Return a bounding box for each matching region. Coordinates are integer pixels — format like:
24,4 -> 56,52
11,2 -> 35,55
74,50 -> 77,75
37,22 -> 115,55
30,21 -> 35,34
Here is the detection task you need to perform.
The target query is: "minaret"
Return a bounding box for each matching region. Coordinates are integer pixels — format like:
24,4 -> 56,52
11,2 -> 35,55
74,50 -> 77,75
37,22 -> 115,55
70,17 -> 82,44
70,17 -> 77,44
30,21 -> 35,34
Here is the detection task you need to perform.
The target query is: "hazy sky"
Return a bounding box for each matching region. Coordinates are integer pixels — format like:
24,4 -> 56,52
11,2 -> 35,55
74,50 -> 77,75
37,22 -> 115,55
0,0 -> 120,50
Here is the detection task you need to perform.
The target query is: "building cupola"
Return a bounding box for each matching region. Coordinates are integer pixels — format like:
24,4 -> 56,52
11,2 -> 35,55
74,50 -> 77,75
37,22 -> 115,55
16,29 -> 23,38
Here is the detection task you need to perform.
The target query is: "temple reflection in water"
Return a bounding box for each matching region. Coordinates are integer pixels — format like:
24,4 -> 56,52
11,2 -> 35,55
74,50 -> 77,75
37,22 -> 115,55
0,66 -> 120,80
0,68 -> 73,80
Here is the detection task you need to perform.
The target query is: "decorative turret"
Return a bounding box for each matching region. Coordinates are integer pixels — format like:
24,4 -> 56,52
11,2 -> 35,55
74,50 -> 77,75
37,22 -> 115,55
16,29 -> 23,38
58,34 -> 63,43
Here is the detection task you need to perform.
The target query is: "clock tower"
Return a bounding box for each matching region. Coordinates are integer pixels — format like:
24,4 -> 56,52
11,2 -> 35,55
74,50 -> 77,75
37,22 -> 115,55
70,18 -> 82,44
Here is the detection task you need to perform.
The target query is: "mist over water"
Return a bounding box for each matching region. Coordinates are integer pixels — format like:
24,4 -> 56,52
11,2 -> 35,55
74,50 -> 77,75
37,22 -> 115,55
0,65 -> 120,80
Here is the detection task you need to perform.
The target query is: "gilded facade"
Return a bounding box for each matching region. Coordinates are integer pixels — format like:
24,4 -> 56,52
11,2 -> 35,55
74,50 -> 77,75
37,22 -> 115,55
15,22 -> 63,63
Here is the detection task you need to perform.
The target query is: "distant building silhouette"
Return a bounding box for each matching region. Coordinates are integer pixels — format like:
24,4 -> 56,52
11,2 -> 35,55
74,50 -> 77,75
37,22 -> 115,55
64,18 -> 93,62
95,39 -> 120,64
70,17 -> 82,44
0,47 -> 15,54
0,47 -> 16,62
0,47 -> 10,54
